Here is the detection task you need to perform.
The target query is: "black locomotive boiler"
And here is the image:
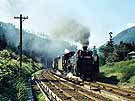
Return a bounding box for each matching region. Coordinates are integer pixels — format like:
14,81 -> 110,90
52,45 -> 99,81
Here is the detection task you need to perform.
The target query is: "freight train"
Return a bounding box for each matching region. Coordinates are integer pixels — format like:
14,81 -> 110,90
52,45 -> 99,81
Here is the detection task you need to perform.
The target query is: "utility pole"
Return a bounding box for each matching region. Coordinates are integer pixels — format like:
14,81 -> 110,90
14,14 -> 28,70
14,14 -> 28,100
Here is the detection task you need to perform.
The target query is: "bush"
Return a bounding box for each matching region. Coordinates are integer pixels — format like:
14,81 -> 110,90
0,49 -> 43,100
128,76 -> 135,85
100,59 -> 135,86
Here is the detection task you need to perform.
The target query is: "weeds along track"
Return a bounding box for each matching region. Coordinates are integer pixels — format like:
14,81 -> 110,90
35,70 -> 111,101
51,71 -> 135,101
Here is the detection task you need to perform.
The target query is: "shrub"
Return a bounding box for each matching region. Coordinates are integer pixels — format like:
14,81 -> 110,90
100,59 -> 135,86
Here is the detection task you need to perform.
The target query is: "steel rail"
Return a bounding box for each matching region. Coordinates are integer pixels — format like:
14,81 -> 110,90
51,71 -> 135,101
45,73 -> 94,100
47,72 -> 111,101
86,81 -> 135,100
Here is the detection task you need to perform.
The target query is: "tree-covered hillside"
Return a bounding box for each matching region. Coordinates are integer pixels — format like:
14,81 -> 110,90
0,21 -> 76,66
99,32 -> 135,87
99,40 -> 135,65
0,49 -> 43,100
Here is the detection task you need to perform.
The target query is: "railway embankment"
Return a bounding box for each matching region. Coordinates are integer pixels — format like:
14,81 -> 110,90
0,49 -> 43,100
100,59 -> 135,88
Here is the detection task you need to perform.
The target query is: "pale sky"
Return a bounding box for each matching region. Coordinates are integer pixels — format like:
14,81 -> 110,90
0,0 -> 135,47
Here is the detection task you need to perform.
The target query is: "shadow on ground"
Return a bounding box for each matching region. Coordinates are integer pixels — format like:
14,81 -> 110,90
98,73 -> 119,85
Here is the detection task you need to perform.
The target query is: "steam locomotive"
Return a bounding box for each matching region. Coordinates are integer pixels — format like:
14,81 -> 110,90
52,45 -> 99,81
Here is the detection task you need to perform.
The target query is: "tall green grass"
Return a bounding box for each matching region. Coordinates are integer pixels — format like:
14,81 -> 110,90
100,59 -> 135,86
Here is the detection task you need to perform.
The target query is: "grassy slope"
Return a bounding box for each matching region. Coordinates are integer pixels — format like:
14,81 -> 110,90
100,59 -> 135,87
0,49 -> 43,100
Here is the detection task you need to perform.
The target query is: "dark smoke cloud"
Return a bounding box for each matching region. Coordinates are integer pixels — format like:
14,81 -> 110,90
50,18 -> 90,46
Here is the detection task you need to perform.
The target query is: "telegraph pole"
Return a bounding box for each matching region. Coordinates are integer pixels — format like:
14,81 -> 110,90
14,14 -> 28,100
14,14 -> 28,70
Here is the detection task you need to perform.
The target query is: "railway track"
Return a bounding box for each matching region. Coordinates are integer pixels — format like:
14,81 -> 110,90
50,71 -> 135,101
93,82 -> 135,99
32,70 -> 135,101
34,70 -> 111,101
82,81 -> 135,101
34,75 -> 62,101
46,71 -> 111,101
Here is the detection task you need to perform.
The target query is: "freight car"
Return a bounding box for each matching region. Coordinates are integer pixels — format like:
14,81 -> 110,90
52,46 -> 99,81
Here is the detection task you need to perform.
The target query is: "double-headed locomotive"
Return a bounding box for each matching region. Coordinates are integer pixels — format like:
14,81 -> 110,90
52,45 -> 99,81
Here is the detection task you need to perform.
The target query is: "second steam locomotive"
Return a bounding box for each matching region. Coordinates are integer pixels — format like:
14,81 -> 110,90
52,45 -> 99,81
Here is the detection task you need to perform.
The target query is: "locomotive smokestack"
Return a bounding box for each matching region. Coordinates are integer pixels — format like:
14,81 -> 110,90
83,46 -> 87,51
82,40 -> 89,51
